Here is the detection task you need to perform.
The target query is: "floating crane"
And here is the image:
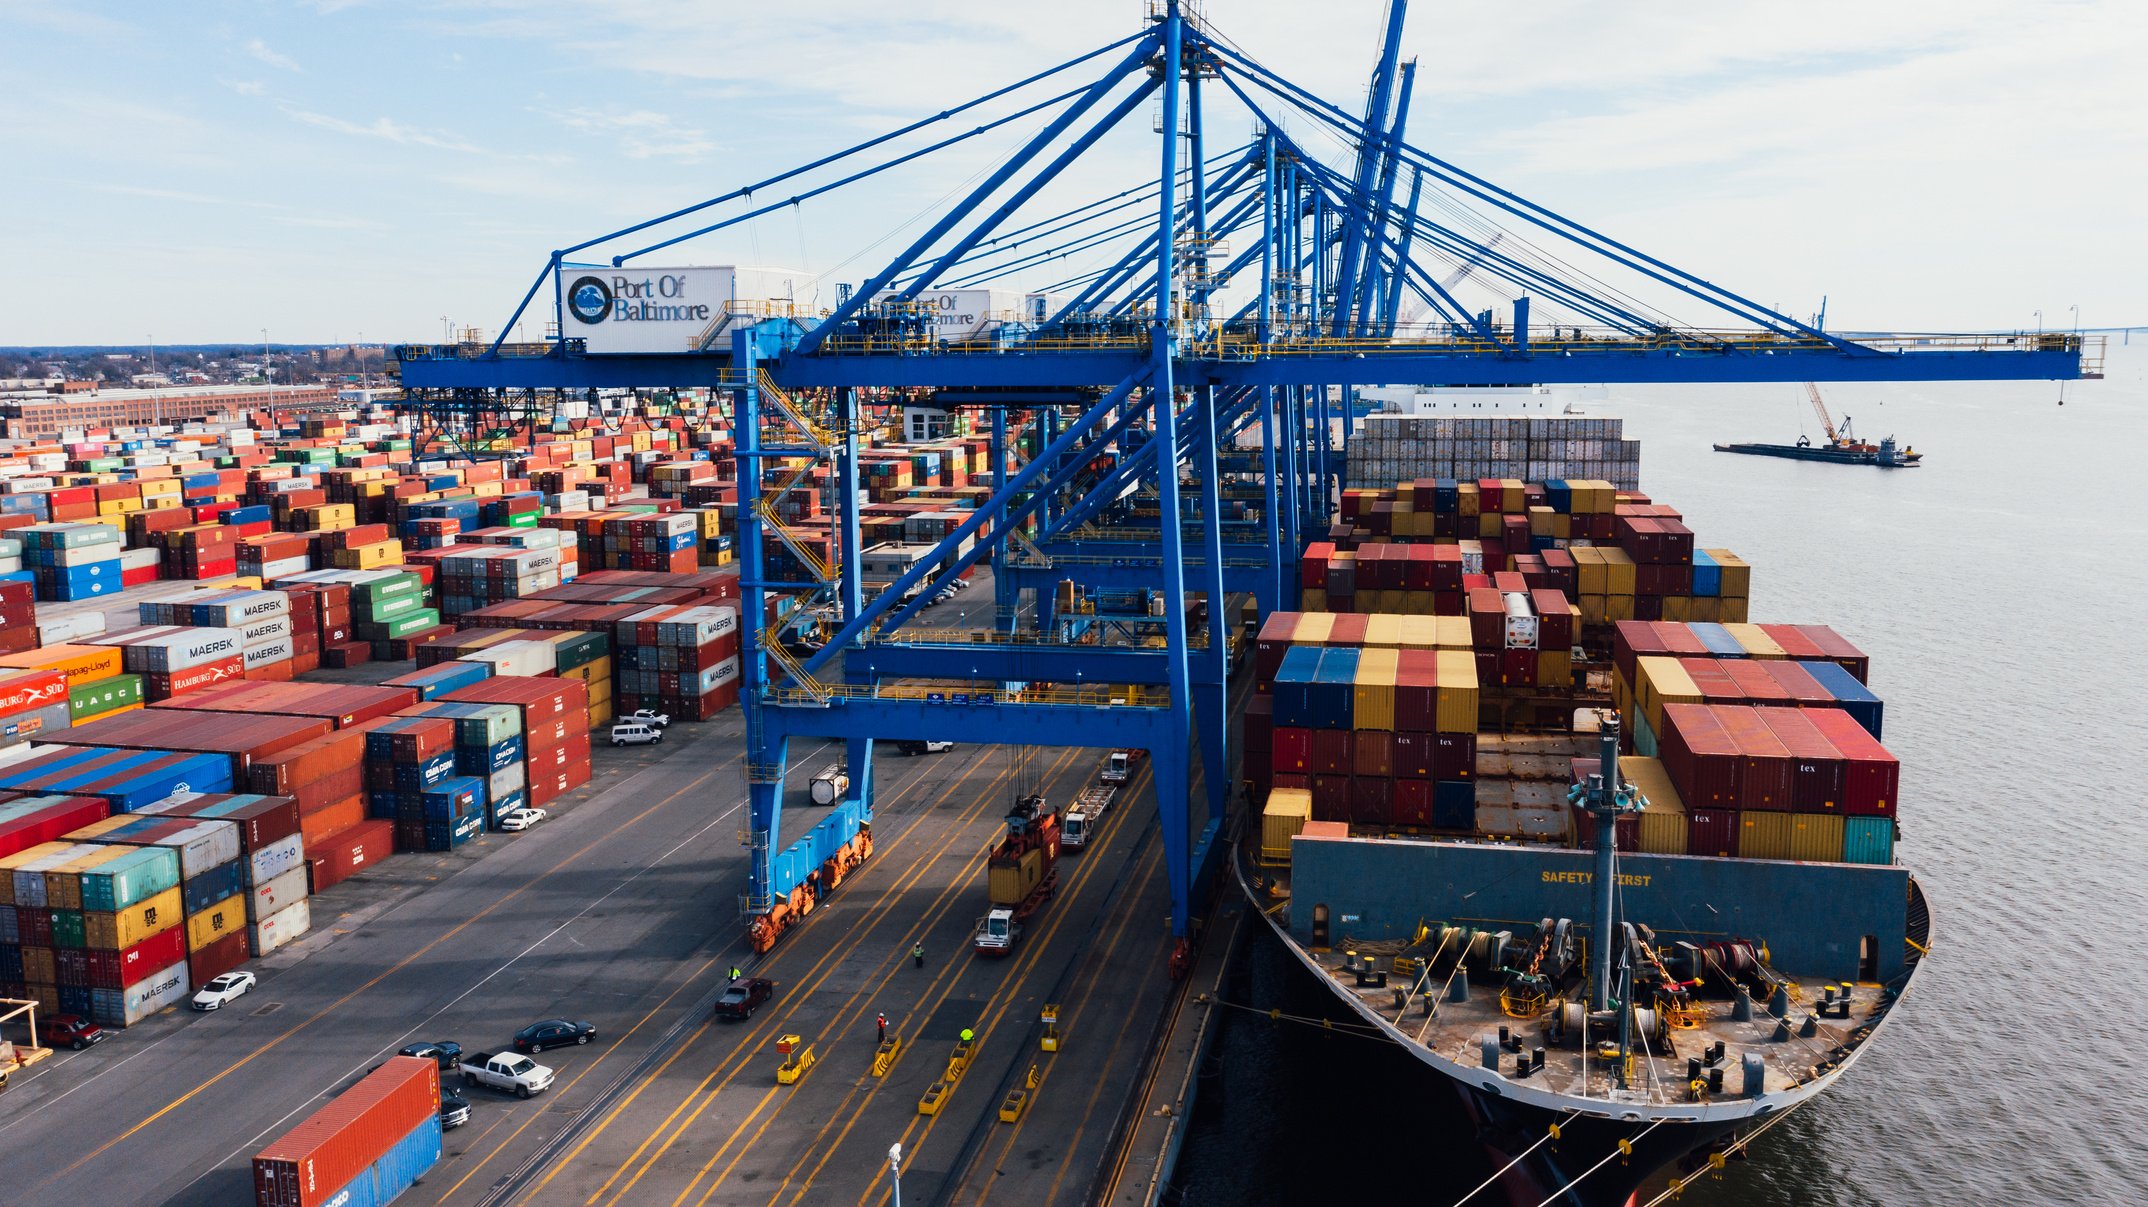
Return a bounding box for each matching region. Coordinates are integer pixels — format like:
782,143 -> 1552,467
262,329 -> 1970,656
1714,382 -> 1922,467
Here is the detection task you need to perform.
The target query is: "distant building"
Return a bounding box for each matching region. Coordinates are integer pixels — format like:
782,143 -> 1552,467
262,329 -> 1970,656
0,382 -> 341,438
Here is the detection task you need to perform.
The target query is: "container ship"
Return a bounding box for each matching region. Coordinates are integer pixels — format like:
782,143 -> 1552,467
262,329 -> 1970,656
1236,410 -> 1925,1206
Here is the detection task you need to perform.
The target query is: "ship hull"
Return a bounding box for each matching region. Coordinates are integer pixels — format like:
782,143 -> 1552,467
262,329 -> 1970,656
1712,441 -> 1919,466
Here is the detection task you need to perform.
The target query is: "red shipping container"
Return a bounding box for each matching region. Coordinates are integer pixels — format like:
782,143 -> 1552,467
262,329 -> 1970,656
1271,727 -> 1312,774
300,797 -> 364,849
86,924 -> 189,991
1686,808 -> 1739,857
1350,776 -> 1391,827
148,654 -> 247,699
1271,773 -> 1309,793
1466,588 -> 1505,648
1530,588 -> 1573,651
253,1056 -> 440,1207
0,794 -> 112,859
1715,705 -> 1794,811
145,793 -> 301,852
1721,659 -> 1793,707
307,818 -> 393,893
1497,647 -> 1537,687
1759,660 -> 1834,708
527,754 -> 591,808
1755,706 -> 1846,812
1352,730 -> 1393,778
0,667 -> 68,720
1393,670 -> 1437,732
1391,777 -> 1432,827
188,928 -> 250,988
1804,709 -> 1899,818
1310,728 -> 1352,776
1390,731 -> 1432,779
1661,704 -> 1740,809
1792,625 -> 1870,683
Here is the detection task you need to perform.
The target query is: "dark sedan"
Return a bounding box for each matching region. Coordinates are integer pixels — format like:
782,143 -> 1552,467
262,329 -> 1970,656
399,1040 -> 463,1069
512,1019 -> 597,1054
714,978 -> 775,1021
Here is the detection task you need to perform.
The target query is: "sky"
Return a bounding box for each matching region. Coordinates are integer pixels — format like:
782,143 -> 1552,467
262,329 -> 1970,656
0,0 -> 2141,346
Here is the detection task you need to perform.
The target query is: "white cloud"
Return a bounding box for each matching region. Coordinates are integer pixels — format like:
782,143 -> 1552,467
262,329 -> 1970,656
220,78 -> 267,96
245,37 -> 302,73
283,106 -> 485,154
529,105 -> 719,162
91,184 -> 287,211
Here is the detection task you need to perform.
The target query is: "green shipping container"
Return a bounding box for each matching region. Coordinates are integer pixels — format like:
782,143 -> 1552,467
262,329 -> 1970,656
51,907 -> 86,948
1843,816 -> 1895,865
370,593 -> 426,622
505,511 -> 539,528
354,572 -> 423,605
69,673 -> 144,721
457,704 -> 522,747
79,845 -> 182,913
359,608 -> 441,641
551,631 -> 608,672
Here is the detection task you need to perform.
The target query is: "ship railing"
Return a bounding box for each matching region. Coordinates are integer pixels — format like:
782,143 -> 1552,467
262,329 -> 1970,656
763,680 -> 1169,709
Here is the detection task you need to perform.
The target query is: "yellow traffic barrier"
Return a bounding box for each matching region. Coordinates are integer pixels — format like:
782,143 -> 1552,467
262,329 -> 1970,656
1040,1004 -> 1061,1053
997,1065 -> 1042,1123
946,1037 -> 975,1083
775,1034 -> 816,1084
872,1036 -> 903,1077
918,1080 -> 949,1116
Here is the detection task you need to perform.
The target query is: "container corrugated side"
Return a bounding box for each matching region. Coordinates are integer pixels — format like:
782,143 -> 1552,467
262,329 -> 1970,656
253,1056 -> 438,1207
1260,788 -> 1312,862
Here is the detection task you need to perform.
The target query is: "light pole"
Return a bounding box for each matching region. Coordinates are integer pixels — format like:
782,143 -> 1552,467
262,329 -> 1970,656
887,1143 -> 903,1207
262,328 -> 272,407
2033,310 -> 2042,335
2069,304 -> 2079,334
148,335 -> 160,425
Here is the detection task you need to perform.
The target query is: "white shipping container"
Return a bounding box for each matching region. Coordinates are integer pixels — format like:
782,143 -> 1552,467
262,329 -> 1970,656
245,865 -> 310,922
256,556 -> 312,580
462,640 -> 554,679
118,546 -> 161,571
1502,592 -> 1539,649
244,833 -> 306,886
54,543 -> 124,566
249,898 -> 312,957
488,761 -> 526,803
239,615 -> 294,647
137,819 -> 241,881
698,657 -> 741,694
115,960 -> 191,1025
125,628 -> 244,673
196,590 -> 290,626
241,637 -> 294,669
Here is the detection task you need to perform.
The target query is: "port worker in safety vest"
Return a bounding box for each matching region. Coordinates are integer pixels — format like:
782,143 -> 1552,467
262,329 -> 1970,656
877,1013 -> 888,1043
959,1027 -> 974,1045
729,966 -> 741,982
913,943 -> 924,968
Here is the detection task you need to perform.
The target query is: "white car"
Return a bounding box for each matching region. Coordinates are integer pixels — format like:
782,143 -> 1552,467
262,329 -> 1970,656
610,721 -> 664,747
191,971 -> 257,1011
497,806 -> 548,832
627,708 -> 671,729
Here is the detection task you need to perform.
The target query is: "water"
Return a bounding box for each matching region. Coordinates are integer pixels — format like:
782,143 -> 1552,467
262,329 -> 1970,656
1174,344 -> 2148,1205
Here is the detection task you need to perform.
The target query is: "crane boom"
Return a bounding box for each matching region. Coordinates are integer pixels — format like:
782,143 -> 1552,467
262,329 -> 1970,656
1803,382 -> 1841,445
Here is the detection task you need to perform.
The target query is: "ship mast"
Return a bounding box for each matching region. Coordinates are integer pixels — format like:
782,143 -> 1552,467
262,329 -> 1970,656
1584,715 -> 1623,1012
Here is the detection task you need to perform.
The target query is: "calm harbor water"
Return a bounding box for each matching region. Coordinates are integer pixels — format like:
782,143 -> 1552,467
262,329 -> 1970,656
1174,341 -> 2148,1205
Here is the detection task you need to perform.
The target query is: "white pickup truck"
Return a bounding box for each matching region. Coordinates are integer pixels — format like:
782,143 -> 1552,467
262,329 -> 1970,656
458,1051 -> 555,1099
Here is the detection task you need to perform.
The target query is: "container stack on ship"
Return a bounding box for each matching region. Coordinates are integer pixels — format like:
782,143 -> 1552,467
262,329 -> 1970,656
1240,406 -> 1928,1207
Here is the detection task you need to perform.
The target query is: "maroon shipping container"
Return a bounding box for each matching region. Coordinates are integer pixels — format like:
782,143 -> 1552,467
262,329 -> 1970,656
1805,709 -> 1899,817
442,677 -> 590,751
526,732 -> 593,776
253,1056 -> 439,1207
1255,612 -> 1297,683
188,928 -> 250,988
1271,773 -> 1310,793
1497,647 -> 1537,688
1271,727 -> 1312,775
248,728 -> 371,796
1393,670 -> 1437,732
1686,808 -> 1739,857
13,903 -> 53,945
527,754 -> 591,808
1310,728 -> 1352,777
1433,732 -> 1477,781
1390,731 -> 1432,779
0,794 -> 112,859
1243,693 -> 1273,761
1611,620 -> 1668,683
1350,776 -> 1392,827
1721,659 -> 1793,707
140,794 -> 301,852
1352,730 -> 1393,779
63,709 -> 332,773
1758,660 -> 1834,708
295,766 -> 366,817
1758,623 -> 1828,662
1792,625 -> 1870,683
373,715 -> 457,762
1715,705 -> 1794,811
1328,613 -> 1369,648
1391,777 -> 1432,827
1467,588 -> 1505,648
307,819 -> 394,893
1309,774 -> 1350,823
1530,589 -> 1573,651
1661,704 -> 1739,809
1755,706 -> 1846,812
1679,657 -> 1743,706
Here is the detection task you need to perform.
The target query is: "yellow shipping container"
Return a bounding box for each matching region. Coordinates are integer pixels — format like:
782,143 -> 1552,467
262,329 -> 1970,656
1434,649 -> 1479,733
1456,483 -> 1479,517
1606,595 -> 1636,622
1362,614 -> 1404,648
1737,811 -> 1796,860
1572,546 -> 1606,596
1353,648 -> 1398,731
1293,612 -> 1335,647
1600,548 -> 1638,596
1723,623 -> 1787,659
139,478 -> 181,497
1301,589 -> 1328,613
1537,649 -> 1572,689
1788,813 -> 1846,862
0,642 -> 122,685
1499,480 -> 1525,512
1661,595 -> 1692,622
185,893 -> 248,952
1617,756 -> 1689,855
1689,597 -> 1720,623
1528,505 -> 1556,537
1578,593 -> 1607,626
1634,656 -> 1703,737
1702,548 -> 1751,596
1260,788 -> 1313,863
84,885 -> 183,950
1434,616 -> 1472,648
1476,512 -> 1502,538
1717,596 -> 1749,623
1397,614 -> 1441,651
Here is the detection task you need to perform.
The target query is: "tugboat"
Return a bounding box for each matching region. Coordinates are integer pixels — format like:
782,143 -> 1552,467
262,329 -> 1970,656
1715,384 -> 1921,467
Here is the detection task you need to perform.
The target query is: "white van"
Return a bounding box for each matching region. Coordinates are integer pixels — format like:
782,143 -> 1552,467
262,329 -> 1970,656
610,721 -> 664,747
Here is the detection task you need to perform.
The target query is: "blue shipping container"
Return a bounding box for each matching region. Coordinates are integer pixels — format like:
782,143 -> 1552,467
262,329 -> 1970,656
1691,549 -> 1721,597
457,736 -> 524,777
1309,648 -> 1360,730
1797,660 -> 1884,740
1843,816 -> 1895,865
1433,780 -> 1476,829
1270,646 -> 1321,730
1687,622 -> 1746,659
318,1112 -> 443,1207
180,859 -> 247,916
393,751 -> 458,794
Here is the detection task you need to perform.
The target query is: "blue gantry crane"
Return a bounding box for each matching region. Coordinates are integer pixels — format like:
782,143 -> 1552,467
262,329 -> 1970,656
397,1 -> 2087,968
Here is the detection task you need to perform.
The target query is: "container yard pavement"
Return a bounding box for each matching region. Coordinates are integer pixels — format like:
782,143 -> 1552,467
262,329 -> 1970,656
0,705 -> 848,1207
